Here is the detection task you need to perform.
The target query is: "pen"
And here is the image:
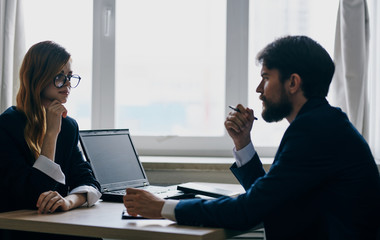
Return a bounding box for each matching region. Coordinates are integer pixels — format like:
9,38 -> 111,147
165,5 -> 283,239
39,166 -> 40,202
228,105 -> 258,120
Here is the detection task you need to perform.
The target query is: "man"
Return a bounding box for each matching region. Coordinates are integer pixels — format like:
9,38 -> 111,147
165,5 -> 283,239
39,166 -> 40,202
123,36 -> 380,239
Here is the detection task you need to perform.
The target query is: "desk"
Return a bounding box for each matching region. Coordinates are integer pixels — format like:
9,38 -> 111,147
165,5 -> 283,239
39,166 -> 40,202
0,183 -> 245,240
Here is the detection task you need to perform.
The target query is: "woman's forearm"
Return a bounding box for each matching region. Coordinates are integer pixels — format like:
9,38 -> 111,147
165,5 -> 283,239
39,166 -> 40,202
40,132 -> 58,161
65,193 -> 87,210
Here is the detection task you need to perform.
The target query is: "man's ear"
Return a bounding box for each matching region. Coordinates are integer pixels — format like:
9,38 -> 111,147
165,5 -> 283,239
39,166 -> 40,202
287,73 -> 302,94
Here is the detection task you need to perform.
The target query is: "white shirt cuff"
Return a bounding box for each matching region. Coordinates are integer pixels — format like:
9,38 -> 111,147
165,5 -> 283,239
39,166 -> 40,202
233,142 -> 256,168
33,155 -> 66,184
161,199 -> 179,221
69,185 -> 102,207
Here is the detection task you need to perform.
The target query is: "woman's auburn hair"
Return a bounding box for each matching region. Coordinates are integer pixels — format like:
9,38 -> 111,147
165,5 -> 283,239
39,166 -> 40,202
16,41 -> 70,160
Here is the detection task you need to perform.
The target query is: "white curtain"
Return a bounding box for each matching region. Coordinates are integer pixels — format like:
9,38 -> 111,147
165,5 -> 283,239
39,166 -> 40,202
0,0 -> 25,113
367,0 -> 380,163
331,0 -> 380,163
330,0 -> 369,136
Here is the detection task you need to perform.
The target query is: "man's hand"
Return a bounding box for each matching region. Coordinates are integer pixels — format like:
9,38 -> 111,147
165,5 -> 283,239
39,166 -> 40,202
123,188 -> 165,219
224,104 -> 255,150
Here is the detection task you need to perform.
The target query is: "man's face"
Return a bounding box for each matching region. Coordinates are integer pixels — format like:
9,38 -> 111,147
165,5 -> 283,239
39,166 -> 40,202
256,66 -> 292,122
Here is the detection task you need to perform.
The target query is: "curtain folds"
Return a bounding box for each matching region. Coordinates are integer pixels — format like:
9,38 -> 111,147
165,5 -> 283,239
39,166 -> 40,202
331,0 -> 380,163
0,0 -> 25,113
367,0 -> 380,163
330,0 -> 370,137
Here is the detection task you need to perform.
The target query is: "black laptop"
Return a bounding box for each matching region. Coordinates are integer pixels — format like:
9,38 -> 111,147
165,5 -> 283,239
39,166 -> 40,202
79,129 -> 192,202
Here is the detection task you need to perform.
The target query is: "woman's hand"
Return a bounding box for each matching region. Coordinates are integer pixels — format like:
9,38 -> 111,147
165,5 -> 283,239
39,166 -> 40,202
36,191 -> 71,214
40,100 -> 67,160
36,191 -> 86,214
45,100 -> 67,137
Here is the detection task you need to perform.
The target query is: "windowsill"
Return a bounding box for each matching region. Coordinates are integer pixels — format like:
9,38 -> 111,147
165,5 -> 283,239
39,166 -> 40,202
139,156 -> 380,185
140,155 -> 380,173
140,156 -> 274,172
139,155 -> 249,185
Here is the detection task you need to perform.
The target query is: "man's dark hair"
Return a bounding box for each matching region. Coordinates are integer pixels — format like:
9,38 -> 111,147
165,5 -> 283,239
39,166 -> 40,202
256,35 -> 335,98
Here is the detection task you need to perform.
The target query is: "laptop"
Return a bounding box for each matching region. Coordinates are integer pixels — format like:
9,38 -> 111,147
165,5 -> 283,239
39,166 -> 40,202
79,129 -> 193,202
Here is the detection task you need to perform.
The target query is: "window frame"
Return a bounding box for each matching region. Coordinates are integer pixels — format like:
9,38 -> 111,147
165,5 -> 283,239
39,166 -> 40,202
92,0 -> 276,157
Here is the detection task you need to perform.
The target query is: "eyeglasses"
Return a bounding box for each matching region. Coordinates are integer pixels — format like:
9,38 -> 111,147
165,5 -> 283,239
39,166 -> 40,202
53,73 -> 81,88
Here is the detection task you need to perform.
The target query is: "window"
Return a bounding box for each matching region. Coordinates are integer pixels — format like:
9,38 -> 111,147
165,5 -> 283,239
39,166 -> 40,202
114,0 -> 226,137
92,0 -> 243,156
22,0 -> 341,158
248,0 -> 339,148
23,0 -> 93,129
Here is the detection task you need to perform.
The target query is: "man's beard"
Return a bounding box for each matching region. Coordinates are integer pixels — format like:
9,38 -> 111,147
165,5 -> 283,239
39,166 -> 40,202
260,90 -> 292,123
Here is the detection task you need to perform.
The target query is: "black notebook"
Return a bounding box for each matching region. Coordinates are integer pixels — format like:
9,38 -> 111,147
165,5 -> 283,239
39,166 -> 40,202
177,182 -> 241,198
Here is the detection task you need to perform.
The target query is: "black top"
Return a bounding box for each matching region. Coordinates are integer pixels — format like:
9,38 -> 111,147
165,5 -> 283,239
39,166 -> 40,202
0,106 -> 100,212
175,98 -> 380,239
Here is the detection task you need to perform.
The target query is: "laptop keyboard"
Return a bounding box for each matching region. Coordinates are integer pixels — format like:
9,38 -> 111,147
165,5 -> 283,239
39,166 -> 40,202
140,185 -> 177,193
112,189 -> 127,195
111,185 -> 177,195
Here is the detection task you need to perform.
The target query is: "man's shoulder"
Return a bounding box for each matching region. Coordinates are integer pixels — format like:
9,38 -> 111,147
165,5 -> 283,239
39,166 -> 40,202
294,99 -> 348,128
284,100 -> 358,151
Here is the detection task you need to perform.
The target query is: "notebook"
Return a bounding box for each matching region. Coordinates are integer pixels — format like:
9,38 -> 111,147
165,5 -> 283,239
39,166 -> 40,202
177,182 -> 242,198
79,129 -> 193,202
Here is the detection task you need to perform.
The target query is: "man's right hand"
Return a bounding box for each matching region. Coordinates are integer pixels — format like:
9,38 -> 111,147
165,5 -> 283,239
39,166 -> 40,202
224,104 -> 255,150
123,188 -> 165,219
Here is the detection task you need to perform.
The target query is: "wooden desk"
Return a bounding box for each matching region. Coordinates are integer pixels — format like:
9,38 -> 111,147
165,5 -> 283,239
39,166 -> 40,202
0,183 -> 245,240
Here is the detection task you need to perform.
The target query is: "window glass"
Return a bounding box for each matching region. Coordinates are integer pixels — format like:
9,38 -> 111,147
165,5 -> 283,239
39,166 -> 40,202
23,0 -> 93,129
21,0 -> 342,154
115,0 -> 226,136
248,0 -> 339,147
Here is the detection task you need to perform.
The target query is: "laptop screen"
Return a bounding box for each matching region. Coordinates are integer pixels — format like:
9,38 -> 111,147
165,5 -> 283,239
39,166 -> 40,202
79,129 -> 148,191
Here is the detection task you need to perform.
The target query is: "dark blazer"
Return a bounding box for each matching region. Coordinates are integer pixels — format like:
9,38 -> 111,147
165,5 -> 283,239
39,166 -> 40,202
0,106 -> 101,213
175,98 -> 380,239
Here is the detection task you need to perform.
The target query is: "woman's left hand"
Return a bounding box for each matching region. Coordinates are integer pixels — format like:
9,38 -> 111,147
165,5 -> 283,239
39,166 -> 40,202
36,190 -> 71,214
45,100 -> 67,138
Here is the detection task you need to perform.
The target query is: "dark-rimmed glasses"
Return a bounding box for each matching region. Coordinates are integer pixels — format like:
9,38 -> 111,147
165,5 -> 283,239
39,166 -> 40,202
53,73 -> 81,88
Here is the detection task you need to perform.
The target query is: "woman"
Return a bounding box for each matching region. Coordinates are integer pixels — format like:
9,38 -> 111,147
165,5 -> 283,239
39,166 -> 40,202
0,41 -> 101,239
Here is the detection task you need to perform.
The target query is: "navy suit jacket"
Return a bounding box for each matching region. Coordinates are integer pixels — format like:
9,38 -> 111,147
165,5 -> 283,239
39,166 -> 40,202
0,106 -> 100,213
175,98 -> 380,239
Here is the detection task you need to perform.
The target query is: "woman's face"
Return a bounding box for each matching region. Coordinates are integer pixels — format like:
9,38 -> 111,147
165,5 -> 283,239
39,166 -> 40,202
40,60 -> 72,107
